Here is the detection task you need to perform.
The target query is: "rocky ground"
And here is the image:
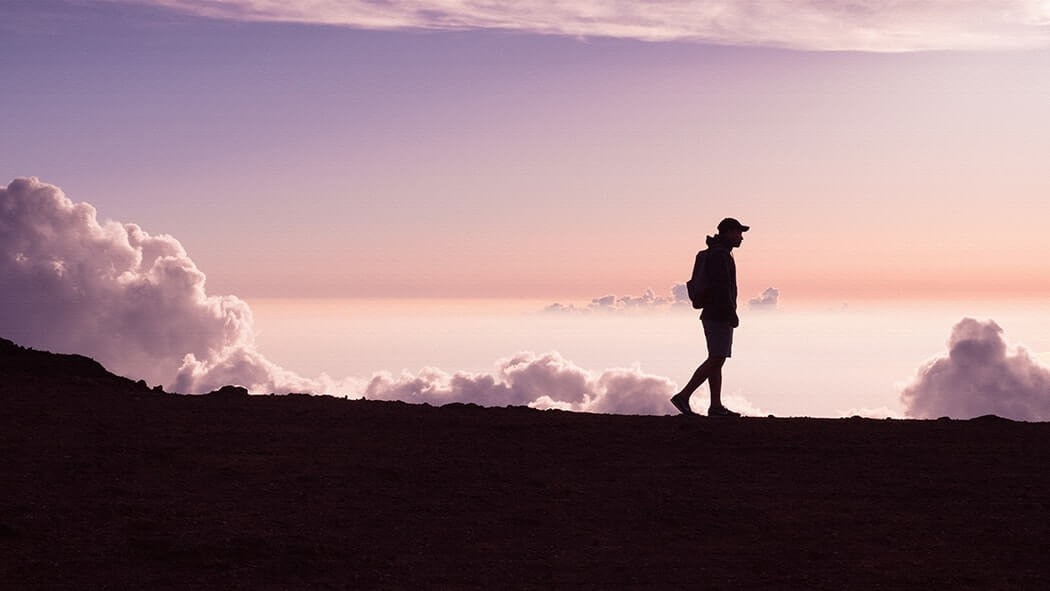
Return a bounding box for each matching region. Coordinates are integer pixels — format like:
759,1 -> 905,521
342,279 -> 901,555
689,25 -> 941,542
2,337 -> 1049,589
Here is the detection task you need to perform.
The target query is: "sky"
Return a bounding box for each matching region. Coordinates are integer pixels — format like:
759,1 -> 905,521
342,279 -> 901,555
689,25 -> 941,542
5,0 -> 1050,301
3,1 -> 1050,418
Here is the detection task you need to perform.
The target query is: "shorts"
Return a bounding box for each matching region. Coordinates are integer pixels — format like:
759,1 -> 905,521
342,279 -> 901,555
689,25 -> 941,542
702,317 -> 734,358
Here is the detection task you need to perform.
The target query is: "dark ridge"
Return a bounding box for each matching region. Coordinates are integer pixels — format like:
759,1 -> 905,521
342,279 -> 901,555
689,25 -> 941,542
205,385 -> 250,398
1,336 -> 110,379
971,413 -> 1014,422
2,337 -> 1050,589
0,336 -> 163,396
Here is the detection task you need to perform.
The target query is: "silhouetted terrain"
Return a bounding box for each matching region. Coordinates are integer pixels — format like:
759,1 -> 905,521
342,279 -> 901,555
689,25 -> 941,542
2,337 -> 1049,589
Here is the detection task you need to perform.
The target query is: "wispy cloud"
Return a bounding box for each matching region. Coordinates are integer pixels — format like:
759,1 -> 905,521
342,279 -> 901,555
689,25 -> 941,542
116,0 -> 1050,51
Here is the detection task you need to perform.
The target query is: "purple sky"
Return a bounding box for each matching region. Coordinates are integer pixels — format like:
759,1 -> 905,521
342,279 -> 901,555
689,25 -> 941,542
4,1 -> 1050,299
4,1 -> 1050,418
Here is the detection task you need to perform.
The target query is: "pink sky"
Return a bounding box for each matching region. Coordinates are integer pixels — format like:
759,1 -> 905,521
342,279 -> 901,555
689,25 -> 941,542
3,1 -> 1049,301
4,2 -> 1050,417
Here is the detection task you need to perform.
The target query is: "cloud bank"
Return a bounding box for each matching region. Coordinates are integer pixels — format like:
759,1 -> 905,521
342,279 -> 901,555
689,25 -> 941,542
0,177 -> 694,413
545,286 -> 689,314
365,351 -> 677,414
901,318 -> 1050,421
121,0 -> 1050,51
547,285 -> 782,314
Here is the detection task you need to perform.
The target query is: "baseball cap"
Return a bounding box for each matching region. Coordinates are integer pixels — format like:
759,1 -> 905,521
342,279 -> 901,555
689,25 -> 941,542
717,217 -> 750,233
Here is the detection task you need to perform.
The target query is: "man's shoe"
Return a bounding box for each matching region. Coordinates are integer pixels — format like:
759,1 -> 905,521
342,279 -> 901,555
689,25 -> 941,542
670,394 -> 696,416
708,405 -> 741,418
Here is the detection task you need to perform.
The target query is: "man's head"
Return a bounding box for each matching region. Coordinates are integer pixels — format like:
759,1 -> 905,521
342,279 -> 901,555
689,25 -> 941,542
717,217 -> 749,248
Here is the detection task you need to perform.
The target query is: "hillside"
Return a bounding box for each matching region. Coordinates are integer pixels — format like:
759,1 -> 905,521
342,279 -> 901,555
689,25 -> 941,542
2,337 -> 1048,589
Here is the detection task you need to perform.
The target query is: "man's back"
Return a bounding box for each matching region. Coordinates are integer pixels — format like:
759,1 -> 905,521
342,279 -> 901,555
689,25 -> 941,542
700,235 -> 738,326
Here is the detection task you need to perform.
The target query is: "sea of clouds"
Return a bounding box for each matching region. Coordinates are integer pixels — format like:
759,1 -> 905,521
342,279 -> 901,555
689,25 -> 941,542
3,177 -> 1048,420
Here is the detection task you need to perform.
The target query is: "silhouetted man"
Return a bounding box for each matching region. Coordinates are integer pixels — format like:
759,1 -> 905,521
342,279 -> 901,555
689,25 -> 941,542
670,217 -> 749,417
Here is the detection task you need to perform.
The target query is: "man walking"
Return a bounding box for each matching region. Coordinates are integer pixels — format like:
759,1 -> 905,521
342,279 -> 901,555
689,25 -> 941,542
670,217 -> 749,417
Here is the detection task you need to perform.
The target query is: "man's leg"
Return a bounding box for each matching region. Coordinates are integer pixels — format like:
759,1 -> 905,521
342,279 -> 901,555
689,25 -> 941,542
678,358 -> 712,399
671,359 -> 707,414
706,356 -> 727,409
702,319 -> 735,414
672,355 -> 724,407
673,319 -> 733,415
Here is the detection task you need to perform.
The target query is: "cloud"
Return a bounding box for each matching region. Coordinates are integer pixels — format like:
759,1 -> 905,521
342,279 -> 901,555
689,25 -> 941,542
545,285 -> 689,314
900,318 -> 1050,421
0,177 -> 344,394
116,0 -> 1050,51
670,282 -> 689,304
365,351 -> 679,414
836,406 -> 905,419
547,284 -> 783,314
365,352 -> 768,416
718,393 -> 768,418
747,287 -> 779,311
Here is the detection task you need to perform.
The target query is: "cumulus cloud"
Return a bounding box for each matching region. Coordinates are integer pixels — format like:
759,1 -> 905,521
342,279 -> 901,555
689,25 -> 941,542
365,351 -> 678,414
901,318 -> 1050,421
670,282 -> 689,304
118,0 -> 1050,51
747,287 -> 779,311
545,285 -> 689,314
0,177 -> 339,394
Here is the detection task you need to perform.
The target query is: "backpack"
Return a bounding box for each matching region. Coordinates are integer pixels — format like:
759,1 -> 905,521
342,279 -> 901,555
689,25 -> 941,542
685,250 -> 708,309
